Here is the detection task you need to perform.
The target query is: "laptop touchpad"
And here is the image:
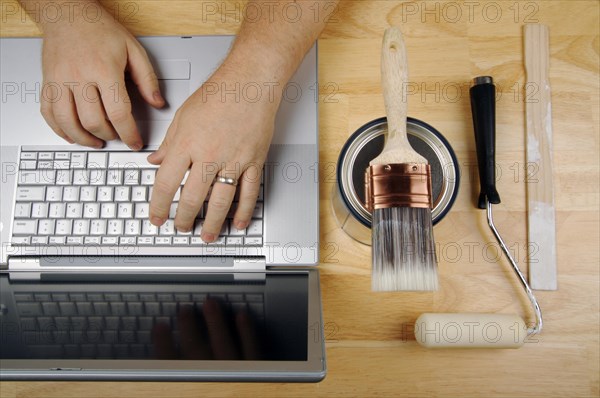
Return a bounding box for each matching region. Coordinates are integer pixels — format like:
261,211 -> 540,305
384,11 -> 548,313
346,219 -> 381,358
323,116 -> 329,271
128,59 -> 191,122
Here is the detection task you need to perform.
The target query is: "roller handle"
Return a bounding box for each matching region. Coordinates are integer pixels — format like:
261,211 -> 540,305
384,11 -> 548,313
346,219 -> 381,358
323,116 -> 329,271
415,313 -> 527,349
470,76 -> 501,209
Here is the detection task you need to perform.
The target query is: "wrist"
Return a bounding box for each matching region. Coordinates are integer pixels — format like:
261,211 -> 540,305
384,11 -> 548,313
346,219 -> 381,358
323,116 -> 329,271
208,65 -> 284,112
33,0 -> 104,33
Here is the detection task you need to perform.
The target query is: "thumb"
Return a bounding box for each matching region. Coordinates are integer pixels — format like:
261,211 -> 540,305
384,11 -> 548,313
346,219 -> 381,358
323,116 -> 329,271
148,113 -> 178,164
127,41 -> 165,109
147,140 -> 168,164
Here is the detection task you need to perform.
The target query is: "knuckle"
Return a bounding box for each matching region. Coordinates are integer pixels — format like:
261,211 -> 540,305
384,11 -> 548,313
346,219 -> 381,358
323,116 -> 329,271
80,116 -> 104,133
179,195 -> 203,211
152,179 -> 175,196
106,105 -> 132,124
52,111 -> 71,126
209,196 -> 231,212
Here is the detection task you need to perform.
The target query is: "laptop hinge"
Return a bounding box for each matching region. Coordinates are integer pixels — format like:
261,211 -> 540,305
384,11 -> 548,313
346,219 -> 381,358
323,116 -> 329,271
7,256 -> 266,273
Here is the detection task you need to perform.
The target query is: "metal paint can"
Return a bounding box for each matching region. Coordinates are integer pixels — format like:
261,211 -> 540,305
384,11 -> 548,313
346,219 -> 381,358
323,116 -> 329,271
332,117 -> 460,245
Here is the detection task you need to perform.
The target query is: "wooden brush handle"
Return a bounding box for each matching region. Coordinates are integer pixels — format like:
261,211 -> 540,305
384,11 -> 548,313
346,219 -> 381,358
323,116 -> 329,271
382,27 -> 408,144
372,27 -> 426,165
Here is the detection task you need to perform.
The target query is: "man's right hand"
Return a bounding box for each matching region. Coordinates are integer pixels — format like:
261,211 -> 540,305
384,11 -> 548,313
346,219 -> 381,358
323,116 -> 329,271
38,1 -> 164,150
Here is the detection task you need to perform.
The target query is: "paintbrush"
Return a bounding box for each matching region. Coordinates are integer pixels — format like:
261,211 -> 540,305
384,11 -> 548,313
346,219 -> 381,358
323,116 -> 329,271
366,27 -> 438,291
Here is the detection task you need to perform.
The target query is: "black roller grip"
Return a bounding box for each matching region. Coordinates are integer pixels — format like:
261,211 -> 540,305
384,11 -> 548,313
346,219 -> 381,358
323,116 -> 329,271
470,76 -> 501,209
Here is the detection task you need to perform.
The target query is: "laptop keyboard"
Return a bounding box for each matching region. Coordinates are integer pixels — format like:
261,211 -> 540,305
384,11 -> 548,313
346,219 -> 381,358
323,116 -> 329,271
12,151 -> 264,247
15,290 -> 265,358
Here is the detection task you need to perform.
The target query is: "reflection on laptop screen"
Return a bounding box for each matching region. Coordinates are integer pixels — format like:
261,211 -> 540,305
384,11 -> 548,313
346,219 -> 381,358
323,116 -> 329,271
0,273 -> 308,361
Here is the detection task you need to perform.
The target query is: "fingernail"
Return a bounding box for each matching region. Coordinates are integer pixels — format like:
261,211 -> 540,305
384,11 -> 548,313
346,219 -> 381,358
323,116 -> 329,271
201,232 -> 215,243
131,143 -> 143,151
65,137 -> 74,144
153,91 -> 165,105
178,227 -> 192,233
236,221 -> 248,229
150,216 -> 165,226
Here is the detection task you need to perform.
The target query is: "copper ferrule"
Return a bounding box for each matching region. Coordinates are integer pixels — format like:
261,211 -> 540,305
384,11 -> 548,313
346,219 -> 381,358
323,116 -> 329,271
365,163 -> 433,212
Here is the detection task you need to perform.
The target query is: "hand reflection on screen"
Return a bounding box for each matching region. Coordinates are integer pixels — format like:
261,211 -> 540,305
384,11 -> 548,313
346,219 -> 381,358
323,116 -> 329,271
151,298 -> 262,360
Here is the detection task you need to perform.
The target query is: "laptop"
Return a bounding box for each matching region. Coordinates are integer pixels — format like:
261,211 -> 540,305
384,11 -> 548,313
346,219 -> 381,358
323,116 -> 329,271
0,36 -> 325,381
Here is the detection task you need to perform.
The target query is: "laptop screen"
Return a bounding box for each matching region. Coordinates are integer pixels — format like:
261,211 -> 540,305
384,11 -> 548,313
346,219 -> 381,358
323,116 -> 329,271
0,273 -> 309,362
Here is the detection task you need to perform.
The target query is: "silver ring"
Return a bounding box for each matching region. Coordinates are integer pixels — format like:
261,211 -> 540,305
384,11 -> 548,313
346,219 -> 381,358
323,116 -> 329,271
215,176 -> 238,187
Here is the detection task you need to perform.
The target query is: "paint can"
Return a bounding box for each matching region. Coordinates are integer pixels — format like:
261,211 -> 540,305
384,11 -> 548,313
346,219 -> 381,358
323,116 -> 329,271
332,117 -> 460,245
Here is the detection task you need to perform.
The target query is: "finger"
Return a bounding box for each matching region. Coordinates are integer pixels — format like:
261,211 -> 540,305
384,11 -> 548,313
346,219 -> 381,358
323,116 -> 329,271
203,298 -> 239,360
73,84 -> 118,141
52,86 -> 103,148
126,40 -> 165,108
98,75 -> 143,150
175,162 -> 215,233
201,174 -> 237,243
151,322 -> 178,359
177,305 -> 211,360
233,164 -> 262,230
236,309 -> 261,360
40,83 -> 73,144
149,148 -> 190,226
147,111 -> 179,165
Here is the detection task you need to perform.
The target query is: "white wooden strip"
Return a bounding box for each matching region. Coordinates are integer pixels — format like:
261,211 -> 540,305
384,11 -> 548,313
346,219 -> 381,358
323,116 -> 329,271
525,24 -> 557,290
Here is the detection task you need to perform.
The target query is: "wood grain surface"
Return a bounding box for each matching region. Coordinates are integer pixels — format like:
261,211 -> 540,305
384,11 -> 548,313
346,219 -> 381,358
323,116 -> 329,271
1,1 -> 598,397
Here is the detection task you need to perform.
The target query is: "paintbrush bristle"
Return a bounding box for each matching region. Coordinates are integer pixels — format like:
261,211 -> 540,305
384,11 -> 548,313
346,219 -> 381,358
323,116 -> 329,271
372,207 -> 438,291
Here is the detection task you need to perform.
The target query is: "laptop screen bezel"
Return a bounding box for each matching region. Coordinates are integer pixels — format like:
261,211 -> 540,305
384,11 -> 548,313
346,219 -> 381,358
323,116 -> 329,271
0,268 -> 326,382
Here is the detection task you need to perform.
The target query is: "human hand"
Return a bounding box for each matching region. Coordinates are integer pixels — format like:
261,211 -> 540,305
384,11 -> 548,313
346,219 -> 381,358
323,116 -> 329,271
152,298 -> 262,360
148,69 -> 277,242
39,3 -> 164,149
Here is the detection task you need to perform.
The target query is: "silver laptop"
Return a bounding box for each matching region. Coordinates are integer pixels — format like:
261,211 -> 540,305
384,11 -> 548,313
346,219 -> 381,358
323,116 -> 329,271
0,36 -> 325,381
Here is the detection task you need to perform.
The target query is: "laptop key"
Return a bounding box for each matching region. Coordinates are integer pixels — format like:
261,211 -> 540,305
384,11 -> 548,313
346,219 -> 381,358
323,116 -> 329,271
98,186 -> 114,202
137,237 -> 154,245
107,169 -> 123,185
14,293 -> 34,301
49,203 -> 66,218
41,302 -> 59,316
45,186 -> 63,202
73,219 -> 90,235
66,237 -> 84,245
120,237 -> 136,245
101,203 -> 116,218
83,203 -> 100,218
105,317 -> 120,329
173,237 -> 189,245
14,202 -> 32,218
80,186 -> 97,202
63,186 -> 80,201
70,153 -> 87,169
20,160 -> 36,170
66,203 -> 83,218
226,237 -> 243,246
90,220 -> 107,235
49,236 -> 66,245
31,236 -> 48,245
88,152 -> 108,168
17,302 -> 41,316
58,302 -> 76,316
11,236 -> 30,245
93,302 -> 110,316
13,220 -> 37,235
20,152 -> 37,160
20,317 -> 37,331
55,220 -> 72,235
16,186 -> 45,201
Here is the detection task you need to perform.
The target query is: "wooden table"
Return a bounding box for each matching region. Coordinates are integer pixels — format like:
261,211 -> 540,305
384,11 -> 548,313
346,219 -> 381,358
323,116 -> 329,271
1,1 -> 598,397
